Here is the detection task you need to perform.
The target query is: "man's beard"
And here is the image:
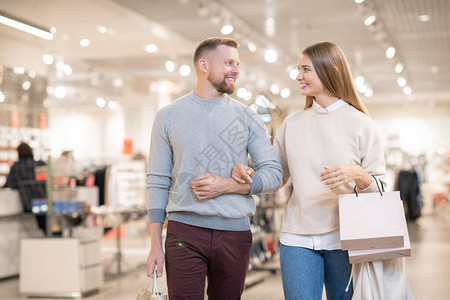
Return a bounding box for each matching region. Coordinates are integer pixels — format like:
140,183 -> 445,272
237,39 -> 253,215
207,73 -> 235,94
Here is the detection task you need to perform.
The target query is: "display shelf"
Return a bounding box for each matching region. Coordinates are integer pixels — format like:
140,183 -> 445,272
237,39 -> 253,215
107,159 -> 146,208
0,126 -> 48,187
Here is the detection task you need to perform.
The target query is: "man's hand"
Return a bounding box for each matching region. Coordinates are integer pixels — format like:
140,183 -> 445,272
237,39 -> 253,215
191,173 -> 251,200
147,223 -> 165,278
320,164 -> 370,190
232,163 -> 255,184
191,173 -> 230,200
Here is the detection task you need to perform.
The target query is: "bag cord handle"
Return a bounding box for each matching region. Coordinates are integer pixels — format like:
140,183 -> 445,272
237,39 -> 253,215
371,174 -> 384,195
353,175 -> 384,197
152,269 -> 160,296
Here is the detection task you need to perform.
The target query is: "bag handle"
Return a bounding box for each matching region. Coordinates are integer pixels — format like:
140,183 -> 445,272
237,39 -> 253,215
152,269 -> 161,296
372,174 -> 384,195
353,174 -> 384,197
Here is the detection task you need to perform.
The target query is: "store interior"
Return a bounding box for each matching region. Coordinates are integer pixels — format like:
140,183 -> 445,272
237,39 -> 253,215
0,0 -> 449,299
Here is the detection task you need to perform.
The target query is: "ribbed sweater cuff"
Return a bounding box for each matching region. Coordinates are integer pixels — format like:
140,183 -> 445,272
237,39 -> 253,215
250,173 -> 263,194
148,209 -> 166,223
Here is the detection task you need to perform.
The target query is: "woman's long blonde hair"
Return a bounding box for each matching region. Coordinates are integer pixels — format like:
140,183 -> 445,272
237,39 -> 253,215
302,41 -> 369,115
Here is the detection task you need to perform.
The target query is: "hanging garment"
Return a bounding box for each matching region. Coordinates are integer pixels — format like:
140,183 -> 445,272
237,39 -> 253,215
397,170 -> 422,221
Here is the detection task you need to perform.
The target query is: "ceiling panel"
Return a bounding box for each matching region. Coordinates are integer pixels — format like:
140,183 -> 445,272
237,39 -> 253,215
0,0 -> 448,112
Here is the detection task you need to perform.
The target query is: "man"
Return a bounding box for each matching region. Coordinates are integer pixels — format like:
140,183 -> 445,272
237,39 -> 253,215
145,37 -> 282,300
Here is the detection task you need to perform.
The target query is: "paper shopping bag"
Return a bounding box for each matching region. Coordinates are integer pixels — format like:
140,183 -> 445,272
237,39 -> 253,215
348,199 -> 411,263
339,190 -> 404,251
136,270 -> 168,300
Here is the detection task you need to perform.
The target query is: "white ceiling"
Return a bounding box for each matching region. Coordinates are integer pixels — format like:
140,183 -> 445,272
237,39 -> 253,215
0,0 -> 448,113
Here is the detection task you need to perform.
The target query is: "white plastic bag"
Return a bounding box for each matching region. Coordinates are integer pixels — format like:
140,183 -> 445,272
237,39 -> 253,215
350,258 -> 416,300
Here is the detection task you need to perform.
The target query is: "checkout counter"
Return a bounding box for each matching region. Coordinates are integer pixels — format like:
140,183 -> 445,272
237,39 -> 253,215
0,188 -> 43,279
0,186 -> 104,298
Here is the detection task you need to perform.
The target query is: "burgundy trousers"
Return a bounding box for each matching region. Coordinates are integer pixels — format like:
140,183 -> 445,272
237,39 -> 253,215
165,220 -> 252,300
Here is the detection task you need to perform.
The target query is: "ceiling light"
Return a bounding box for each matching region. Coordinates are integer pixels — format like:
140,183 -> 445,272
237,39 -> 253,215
165,60 -> 175,72
0,12 -> 53,40
397,77 -> 406,87
96,25 -> 107,34
264,49 -> 278,63
56,61 -> 65,71
354,0 -> 365,3
270,84 -> 280,95
80,39 -> 90,47
42,54 -> 54,65
403,86 -> 412,95
356,84 -> 367,93
46,86 -> 54,95
265,18 -> 275,36
13,67 -> 25,74
247,42 -> 256,53
96,97 -> 105,107
179,65 -> 191,76
50,27 -> 57,34
364,88 -> 374,97
354,76 -> 365,87
430,66 -> 439,74
145,43 -> 158,53
112,78 -> 124,87
0,91 -> 5,103
22,81 -> 31,91
364,15 -> 376,26
54,86 -> 66,99
221,24 -> 234,35
418,15 -> 430,22
395,63 -> 404,74
28,70 -> 36,78
289,68 -> 299,80
236,87 -> 247,99
244,90 -> 252,101
63,64 -> 72,76
108,100 -> 118,109
386,47 -> 396,59
280,88 -> 290,99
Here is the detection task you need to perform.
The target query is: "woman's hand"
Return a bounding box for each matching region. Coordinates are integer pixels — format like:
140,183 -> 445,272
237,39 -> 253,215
232,163 -> 255,184
320,164 -> 371,190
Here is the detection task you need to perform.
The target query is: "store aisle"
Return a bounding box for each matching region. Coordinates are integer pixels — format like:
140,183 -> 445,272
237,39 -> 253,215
1,208 -> 449,300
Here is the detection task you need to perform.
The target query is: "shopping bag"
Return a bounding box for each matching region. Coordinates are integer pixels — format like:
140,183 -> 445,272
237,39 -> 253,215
339,179 -> 404,251
348,199 -> 411,263
351,257 -> 416,300
136,270 -> 168,300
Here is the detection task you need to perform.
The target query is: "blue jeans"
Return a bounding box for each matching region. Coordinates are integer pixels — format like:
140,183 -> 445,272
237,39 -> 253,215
280,244 -> 353,300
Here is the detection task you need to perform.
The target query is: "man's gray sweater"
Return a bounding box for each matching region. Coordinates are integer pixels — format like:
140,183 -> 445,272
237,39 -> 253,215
146,91 -> 283,231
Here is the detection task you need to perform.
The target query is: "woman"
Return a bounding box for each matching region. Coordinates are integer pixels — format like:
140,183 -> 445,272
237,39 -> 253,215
233,41 -> 386,299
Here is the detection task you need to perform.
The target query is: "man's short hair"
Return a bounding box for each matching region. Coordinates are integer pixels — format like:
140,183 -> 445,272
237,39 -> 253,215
193,37 -> 239,66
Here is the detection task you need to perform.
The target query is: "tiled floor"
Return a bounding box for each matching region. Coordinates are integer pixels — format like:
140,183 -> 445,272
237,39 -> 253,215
1,206 -> 449,299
